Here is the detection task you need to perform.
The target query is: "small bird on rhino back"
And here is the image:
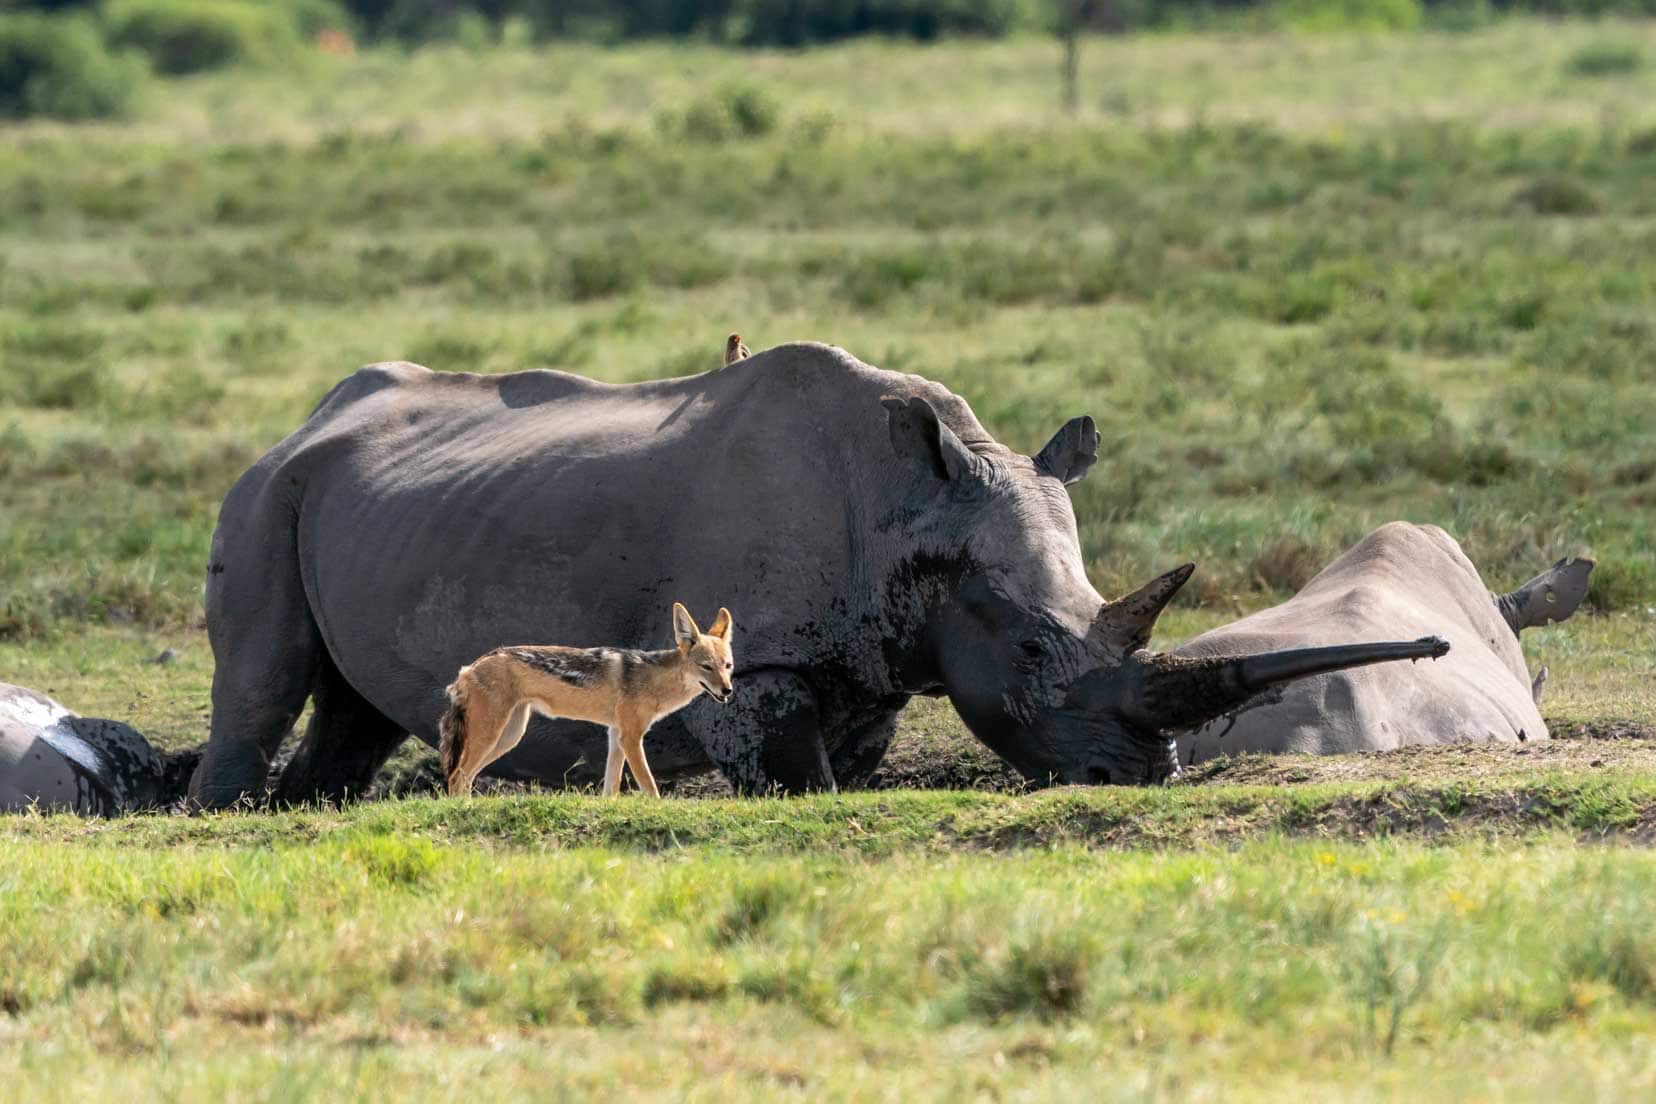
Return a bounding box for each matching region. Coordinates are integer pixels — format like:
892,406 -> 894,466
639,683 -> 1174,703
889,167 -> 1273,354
439,603 -> 735,798
723,333 -> 751,367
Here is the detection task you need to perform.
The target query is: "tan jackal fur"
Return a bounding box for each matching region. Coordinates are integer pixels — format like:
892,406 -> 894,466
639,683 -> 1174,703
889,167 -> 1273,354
439,604 -> 734,798
723,333 -> 751,366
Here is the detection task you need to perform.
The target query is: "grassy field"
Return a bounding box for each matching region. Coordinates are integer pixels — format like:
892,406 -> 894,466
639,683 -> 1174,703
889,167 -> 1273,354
7,797 -> 1656,1099
5,20 -> 1656,1099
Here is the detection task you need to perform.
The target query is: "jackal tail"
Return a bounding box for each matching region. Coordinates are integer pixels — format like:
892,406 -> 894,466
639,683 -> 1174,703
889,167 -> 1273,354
438,671 -> 471,791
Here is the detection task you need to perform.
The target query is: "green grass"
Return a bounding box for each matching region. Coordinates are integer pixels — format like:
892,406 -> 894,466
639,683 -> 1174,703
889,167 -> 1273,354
6,812 -> 1656,1099
5,21 -> 1656,644
7,24 -> 1656,1098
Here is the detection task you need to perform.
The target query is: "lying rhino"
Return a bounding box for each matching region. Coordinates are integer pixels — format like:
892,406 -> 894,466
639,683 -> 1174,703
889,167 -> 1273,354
1,683 -> 196,815
189,344 -> 1446,807
1175,522 -> 1593,763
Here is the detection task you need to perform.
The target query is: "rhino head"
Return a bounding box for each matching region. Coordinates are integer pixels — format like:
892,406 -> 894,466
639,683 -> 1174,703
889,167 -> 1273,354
884,394 -> 1448,785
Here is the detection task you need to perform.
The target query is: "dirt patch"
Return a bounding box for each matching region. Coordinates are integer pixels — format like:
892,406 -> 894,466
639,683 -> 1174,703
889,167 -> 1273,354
361,715 -> 1656,801
1175,731 -> 1656,789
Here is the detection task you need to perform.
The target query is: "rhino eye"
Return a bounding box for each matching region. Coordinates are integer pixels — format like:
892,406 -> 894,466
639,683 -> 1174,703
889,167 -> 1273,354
1018,640 -> 1045,659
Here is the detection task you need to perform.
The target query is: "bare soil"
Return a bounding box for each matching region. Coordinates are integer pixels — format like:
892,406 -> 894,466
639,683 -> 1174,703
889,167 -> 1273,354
365,716 -> 1656,801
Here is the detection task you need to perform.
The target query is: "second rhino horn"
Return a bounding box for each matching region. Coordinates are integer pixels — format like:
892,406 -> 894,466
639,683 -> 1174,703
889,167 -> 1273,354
1087,562 -> 1196,654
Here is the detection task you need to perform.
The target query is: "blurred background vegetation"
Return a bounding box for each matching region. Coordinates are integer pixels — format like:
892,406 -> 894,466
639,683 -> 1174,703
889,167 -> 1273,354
1,0 -> 1654,663
5,0 -> 1656,120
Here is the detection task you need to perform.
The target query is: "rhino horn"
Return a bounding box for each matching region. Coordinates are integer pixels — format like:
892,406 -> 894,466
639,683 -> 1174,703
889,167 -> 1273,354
1088,562 -> 1195,653
1122,635 -> 1451,733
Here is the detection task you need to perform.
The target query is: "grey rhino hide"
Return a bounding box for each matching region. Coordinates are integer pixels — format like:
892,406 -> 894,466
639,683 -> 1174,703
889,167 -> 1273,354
190,343 -> 1121,805
188,342 -> 1452,808
0,683 -> 175,815
1174,523 -> 1579,762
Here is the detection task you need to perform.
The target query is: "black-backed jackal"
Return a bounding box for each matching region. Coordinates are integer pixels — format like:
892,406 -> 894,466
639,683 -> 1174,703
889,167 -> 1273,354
439,604 -> 734,797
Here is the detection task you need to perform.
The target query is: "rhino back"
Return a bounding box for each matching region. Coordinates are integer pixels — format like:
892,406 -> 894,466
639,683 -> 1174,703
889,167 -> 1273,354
234,343 -> 989,738
1175,522 -> 1545,760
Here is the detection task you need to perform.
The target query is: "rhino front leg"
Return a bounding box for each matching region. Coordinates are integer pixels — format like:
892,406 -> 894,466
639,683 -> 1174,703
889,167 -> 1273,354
694,669 -> 835,795
273,653 -> 407,806
828,710 -> 901,790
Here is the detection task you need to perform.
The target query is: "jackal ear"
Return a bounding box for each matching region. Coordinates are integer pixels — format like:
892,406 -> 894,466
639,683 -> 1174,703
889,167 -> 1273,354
707,607 -> 733,642
672,602 -> 701,650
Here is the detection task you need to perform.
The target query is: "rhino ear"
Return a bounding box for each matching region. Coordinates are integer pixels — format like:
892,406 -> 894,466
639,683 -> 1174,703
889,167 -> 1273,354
883,396 -> 976,482
1034,416 -> 1100,486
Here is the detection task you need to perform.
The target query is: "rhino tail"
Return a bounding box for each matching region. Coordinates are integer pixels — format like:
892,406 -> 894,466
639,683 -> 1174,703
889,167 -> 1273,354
1495,555 -> 1596,636
1531,665 -> 1549,706
438,673 -> 471,794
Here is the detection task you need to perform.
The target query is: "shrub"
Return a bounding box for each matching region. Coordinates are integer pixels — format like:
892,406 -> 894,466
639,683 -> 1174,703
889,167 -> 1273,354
964,928 -> 1093,1022
1511,176 -> 1600,217
286,0 -> 356,37
105,0 -> 302,75
665,81 -> 781,143
1273,0 -> 1423,31
0,13 -> 145,121
1563,42 -> 1644,79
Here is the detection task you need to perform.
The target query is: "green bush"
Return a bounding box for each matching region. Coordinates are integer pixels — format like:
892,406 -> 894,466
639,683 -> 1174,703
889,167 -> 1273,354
663,81 -> 781,143
284,0 -> 355,37
1563,42 -> 1644,79
1511,175 -> 1600,216
1273,0 -> 1423,31
105,0 -> 302,75
0,13 -> 145,120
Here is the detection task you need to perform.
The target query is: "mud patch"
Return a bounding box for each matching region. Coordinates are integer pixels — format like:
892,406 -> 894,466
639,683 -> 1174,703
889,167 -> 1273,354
361,714 -> 1656,801
1174,726 -> 1656,789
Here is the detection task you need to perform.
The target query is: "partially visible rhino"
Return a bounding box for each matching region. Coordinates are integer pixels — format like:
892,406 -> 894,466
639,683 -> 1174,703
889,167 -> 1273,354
1175,523 -> 1594,763
0,684 -> 197,815
187,343 -> 1447,807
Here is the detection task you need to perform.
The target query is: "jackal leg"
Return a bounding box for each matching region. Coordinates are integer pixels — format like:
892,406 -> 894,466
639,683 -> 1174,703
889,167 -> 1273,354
450,700 -> 531,797
613,714 -> 660,798
603,725 -> 626,796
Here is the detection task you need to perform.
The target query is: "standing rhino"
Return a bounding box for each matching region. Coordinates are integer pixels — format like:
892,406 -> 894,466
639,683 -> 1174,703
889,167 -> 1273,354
188,344 -> 1445,807
1,683 -> 196,815
1175,522 -> 1594,763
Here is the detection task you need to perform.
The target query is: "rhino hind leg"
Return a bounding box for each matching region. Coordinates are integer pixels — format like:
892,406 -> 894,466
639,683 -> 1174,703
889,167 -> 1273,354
273,653 -> 407,807
695,669 -> 835,795
1495,556 -> 1595,635
191,565 -> 324,810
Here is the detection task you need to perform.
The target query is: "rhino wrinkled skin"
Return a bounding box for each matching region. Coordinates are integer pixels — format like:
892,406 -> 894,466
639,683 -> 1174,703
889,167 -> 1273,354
1175,522 -> 1593,763
188,344 -> 1445,808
